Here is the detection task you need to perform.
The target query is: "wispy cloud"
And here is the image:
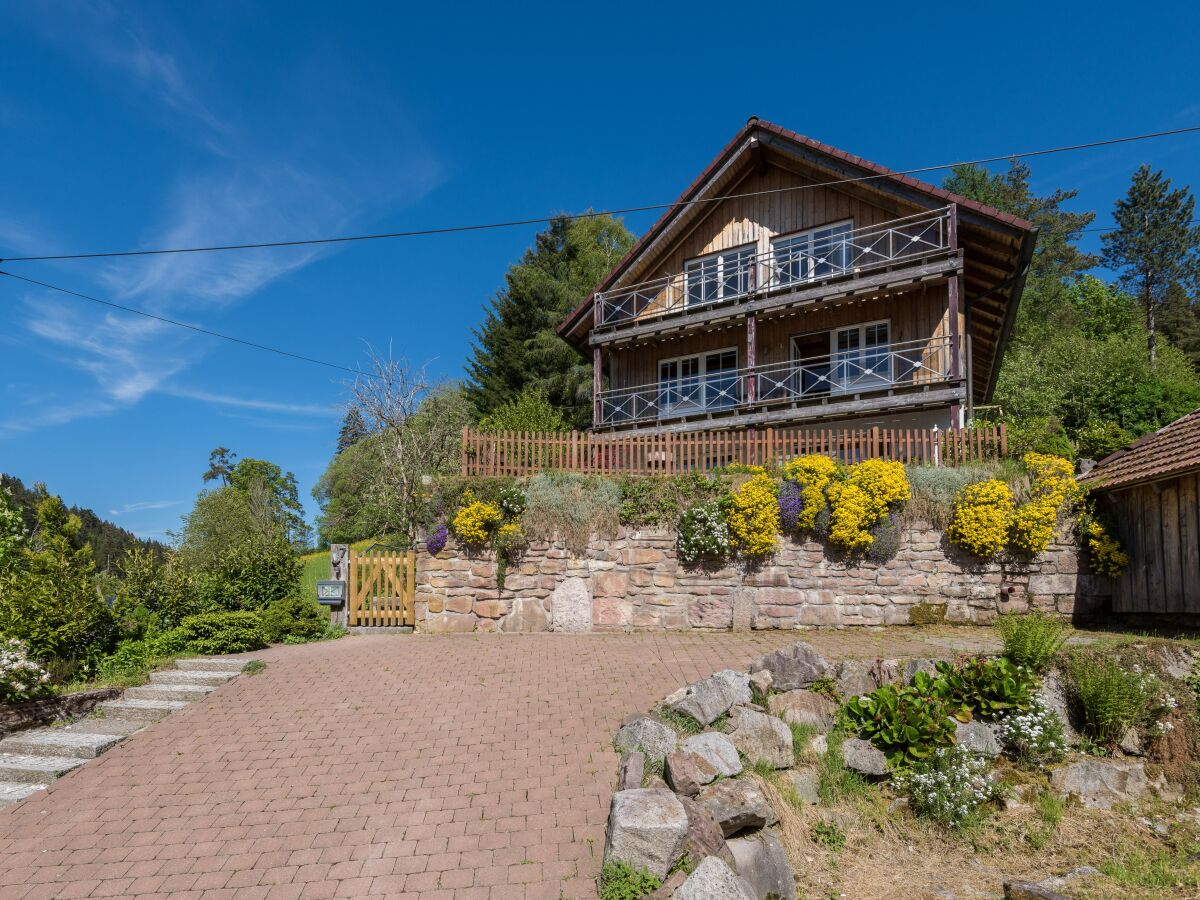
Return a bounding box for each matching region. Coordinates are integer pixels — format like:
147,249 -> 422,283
109,499 -> 182,517
164,386 -> 340,418
3,5 -> 443,437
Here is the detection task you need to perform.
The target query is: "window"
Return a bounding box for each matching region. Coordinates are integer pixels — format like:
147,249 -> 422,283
685,246 -> 756,307
831,321 -> 891,391
658,348 -> 739,415
772,220 -> 854,286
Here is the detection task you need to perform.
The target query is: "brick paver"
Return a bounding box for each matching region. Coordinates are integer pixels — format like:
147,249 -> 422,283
0,632 -> 822,899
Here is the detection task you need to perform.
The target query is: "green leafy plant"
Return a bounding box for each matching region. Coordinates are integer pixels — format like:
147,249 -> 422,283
995,612 -> 1070,672
177,611 -> 266,655
811,819 -> 846,851
598,860 -> 661,900
934,656 -> 1037,721
618,474 -> 725,529
839,674 -> 957,767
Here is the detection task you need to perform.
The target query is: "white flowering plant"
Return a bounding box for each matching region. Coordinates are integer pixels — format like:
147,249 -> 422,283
894,745 -> 1000,828
676,501 -> 731,565
0,638 -> 52,703
997,700 -> 1067,767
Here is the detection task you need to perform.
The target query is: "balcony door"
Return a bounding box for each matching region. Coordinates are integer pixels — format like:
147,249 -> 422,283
658,348 -> 739,417
772,220 -> 854,286
831,321 -> 891,392
684,246 -> 755,308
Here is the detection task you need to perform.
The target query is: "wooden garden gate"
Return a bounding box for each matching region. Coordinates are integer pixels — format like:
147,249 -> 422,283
347,548 -> 416,627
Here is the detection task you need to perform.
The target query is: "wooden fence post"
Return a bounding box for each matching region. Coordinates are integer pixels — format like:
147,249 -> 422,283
461,425 -> 470,476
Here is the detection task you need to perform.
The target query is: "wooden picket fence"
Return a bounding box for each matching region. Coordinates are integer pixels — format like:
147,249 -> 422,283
460,423 -> 1006,477
347,547 -> 416,627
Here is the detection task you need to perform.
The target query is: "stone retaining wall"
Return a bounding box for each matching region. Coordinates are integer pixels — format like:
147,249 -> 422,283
416,523 -> 1106,634
0,687 -> 119,738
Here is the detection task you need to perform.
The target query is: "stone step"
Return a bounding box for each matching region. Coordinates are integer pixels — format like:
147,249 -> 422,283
123,683 -> 215,703
62,717 -> 145,737
0,754 -> 84,784
175,656 -> 252,673
0,729 -> 123,760
0,781 -> 47,807
97,699 -> 188,723
150,669 -> 237,687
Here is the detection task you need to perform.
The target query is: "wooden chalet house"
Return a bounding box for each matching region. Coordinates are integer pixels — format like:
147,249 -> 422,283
558,118 -> 1038,437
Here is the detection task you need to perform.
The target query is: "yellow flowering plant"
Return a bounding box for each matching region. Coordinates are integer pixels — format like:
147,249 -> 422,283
726,473 -> 780,559
450,495 -> 503,548
781,454 -> 838,531
1008,453 -> 1082,556
825,459 -> 911,552
947,479 -> 1014,557
1084,519 -> 1129,578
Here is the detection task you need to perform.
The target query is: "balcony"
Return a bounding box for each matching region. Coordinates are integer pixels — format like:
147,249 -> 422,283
597,336 -> 956,427
594,208 -> 952,330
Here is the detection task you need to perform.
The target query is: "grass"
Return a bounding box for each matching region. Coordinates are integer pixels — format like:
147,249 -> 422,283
812,819 -> 847,851
242,660 -> 266,675
817,731 -> 873,805
790,721 -> 818,759
653,705 -> 704,736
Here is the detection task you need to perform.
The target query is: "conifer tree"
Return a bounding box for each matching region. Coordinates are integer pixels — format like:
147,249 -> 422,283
336,408 -> 368,453
1101,165 -> 1200,366
465,213 -> 634,428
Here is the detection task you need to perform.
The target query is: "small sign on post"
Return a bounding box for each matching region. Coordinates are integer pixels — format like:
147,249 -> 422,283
327,544 -> 349,627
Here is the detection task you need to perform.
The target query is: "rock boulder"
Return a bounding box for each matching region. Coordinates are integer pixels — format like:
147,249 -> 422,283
665,751 -> 718,797
840,738 -> 888,777
955,720 -> 1002,757
767,690 -> 837,731
548,577 -> 592,633
604,789 -> 689,880
614,715 -> 677,762
681,732 -> 743,778
1049,758 -> 1157,810
727,706 -> 794,770
670,670 -> 753,726
698,779 -> 778,836
674,856 -> 756,900
727,829 -> 797,900
751,642 -> 830,691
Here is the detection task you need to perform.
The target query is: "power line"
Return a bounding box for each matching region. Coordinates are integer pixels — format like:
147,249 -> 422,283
3,124 -> 1198,264
0,269 -> 373,378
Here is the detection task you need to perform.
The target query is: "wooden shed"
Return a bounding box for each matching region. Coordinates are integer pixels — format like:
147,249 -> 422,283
1081,409 -> 1200,614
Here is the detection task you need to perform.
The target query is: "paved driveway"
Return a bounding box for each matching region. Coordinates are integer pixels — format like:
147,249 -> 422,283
0,632 -> 821,900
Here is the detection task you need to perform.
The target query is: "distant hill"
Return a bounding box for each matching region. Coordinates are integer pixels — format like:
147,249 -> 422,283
1,474 -> 168,572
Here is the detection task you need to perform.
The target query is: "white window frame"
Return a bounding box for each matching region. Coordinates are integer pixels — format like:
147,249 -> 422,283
683,244 -> 756,308
829,319 -> 891,393
771,219 -> 854,286
657,346 -> 739,416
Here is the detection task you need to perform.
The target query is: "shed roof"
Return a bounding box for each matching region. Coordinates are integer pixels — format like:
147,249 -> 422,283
1081,408 -> 1200,491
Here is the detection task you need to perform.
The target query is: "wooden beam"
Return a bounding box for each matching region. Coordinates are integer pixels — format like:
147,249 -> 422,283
947,205 -> 962,382
593,346 -> 602,426
745,313 -> 757,404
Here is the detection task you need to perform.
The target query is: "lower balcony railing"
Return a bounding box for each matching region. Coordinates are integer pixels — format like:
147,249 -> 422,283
597,336 -> 955,427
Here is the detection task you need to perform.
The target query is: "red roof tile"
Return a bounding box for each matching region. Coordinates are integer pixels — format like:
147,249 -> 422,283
1081,408 -> 1200,490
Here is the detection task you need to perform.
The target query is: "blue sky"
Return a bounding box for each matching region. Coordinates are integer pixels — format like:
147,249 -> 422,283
2,1 -> 1198,542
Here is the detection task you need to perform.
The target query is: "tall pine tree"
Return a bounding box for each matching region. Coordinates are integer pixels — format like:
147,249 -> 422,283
1101,165 -> 1200,366
465,213 -> 634,429
336,408 -> 368,453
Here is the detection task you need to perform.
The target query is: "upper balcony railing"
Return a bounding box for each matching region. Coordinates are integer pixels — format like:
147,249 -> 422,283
595,208 -> 952,329
597,335 -> 955,427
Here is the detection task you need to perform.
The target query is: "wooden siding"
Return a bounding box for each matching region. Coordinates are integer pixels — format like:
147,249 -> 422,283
607,285 -> 953,390
629,166 -> 905,287
1107,474 -> 1200,613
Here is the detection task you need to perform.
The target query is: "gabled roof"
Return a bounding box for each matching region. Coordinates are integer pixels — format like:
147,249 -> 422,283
1081,408 -> 1200,491
557,116 -> 1036,343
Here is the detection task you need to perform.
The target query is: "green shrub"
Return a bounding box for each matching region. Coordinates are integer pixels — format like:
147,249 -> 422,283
424,476 -> 520,528
177,612 -> 266,655
934,656 -> 1037,721
1006,417 -> 1075,461
1075,420 -> 1132,460
192,536 -> 301,613
0,492 -> 115,667
903,464 -> 1017,529
811,819 -> 846,850
522,473 -> 620,554
260,595 -> 326,644
114,547 -> 201,631
1068,655 -> 1158,744
839,674 -> 958,768
599,860 -> 661,900
618,474 -> 726,529
996,612 -> 1069,672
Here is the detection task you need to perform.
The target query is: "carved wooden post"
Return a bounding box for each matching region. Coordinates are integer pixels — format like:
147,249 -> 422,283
593,345 -> 603,428
330,544 -> 349,627
745,313 -> 757,404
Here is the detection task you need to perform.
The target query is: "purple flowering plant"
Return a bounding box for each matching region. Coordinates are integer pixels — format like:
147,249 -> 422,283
778,479 -> 804,533
426,524 -> 448,555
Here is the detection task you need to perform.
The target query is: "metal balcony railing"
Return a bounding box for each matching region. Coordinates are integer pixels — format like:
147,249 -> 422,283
595,208 -> 952,328
596,336 -> 956,426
